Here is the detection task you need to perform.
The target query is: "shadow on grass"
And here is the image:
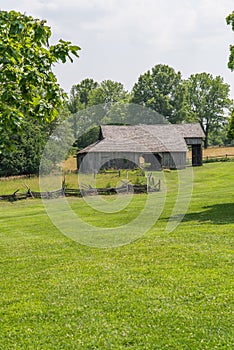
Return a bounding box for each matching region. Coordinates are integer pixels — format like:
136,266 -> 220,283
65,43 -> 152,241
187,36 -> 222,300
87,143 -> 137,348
181,203 -> 234,225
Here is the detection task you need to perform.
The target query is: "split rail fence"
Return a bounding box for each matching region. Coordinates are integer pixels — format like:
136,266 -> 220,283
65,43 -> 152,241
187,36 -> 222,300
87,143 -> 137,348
0,180 -> 160,202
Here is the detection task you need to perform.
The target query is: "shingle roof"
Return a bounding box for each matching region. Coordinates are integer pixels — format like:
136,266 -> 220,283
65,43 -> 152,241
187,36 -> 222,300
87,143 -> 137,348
78,123 -> 204,154
173,123 -> 205,138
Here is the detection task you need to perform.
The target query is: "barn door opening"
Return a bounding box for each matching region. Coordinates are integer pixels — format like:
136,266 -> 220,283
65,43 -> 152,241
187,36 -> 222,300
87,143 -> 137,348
192,144 -> 202,166
140,153 -> 162,170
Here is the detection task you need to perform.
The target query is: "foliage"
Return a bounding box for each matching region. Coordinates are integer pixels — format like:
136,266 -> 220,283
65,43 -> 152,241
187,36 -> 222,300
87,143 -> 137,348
0,163 -> 233,348
68,78 -> 98,113
74,126 -> 100,150
69,79 -> 129,113
0,10 -> 80,150
68,79 -> 130,144
69,68 -> 232,149
0,118 -> 49,176
88,80 -> 129,111
227,110 -> 234,140
131,64 -> 186,123
0,108 -> 73,176
40,117 -> 75,175
209,123 -> 232,146
184,73 -> 231,148
226,11 -> 234,71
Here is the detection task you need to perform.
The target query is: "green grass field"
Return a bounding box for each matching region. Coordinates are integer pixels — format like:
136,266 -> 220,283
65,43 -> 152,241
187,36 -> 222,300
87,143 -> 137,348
0,163 -> 233,349
0,169 -> 147,194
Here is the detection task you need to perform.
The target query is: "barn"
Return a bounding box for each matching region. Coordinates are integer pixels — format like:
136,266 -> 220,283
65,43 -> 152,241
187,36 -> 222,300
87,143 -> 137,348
77,123 -> 205,172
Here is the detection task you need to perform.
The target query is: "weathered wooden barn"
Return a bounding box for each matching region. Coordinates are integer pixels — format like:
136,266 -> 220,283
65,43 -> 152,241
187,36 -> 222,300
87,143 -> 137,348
77,124 -> 205,172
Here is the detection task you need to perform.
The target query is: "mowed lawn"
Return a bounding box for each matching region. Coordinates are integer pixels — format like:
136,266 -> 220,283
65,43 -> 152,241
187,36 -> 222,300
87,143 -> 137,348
0,163 -> 233,349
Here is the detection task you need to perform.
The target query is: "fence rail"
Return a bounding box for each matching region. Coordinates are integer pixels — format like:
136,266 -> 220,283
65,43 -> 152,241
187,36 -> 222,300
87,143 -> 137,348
202,154 -> 234,162
187,154 -> 234,164
0,181 -> 160,202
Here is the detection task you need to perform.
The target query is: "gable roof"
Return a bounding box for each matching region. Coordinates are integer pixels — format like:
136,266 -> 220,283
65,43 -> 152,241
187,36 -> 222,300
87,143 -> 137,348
173,123 -> 205,138
78,123 -> 204,154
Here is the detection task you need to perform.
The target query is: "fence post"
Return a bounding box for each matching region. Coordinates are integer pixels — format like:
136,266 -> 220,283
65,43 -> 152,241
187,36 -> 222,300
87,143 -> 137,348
126,171 -> 128,192
62,176 -> 66,196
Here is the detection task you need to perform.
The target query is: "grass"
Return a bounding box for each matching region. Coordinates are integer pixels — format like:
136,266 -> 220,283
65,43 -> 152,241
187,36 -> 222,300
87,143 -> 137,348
0,163 -> 233,349
1,143 -> 234,194
0,169 -> 148,194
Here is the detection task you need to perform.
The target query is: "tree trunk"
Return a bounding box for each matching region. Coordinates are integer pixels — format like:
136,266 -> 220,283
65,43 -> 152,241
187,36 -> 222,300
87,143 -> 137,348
204,123 -> 209,149
200,121 -> 209,149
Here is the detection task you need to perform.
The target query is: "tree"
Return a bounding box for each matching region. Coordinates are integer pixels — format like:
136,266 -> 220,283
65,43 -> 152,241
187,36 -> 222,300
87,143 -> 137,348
88,80 -> 129,112
40,117 -> 75,175
131,64 -> 186,123
0,10 -> 80,151
68,78 -> 98,113
69,79 -> 129,114
0,106 -> 74,176
69,80 -> 130,145
74,126 -> 100,151
226,11 -> 234,140
226,11 -> 234,70
184,73 -> 231,148
0,118 -> 49,176
227,110 -> 234,140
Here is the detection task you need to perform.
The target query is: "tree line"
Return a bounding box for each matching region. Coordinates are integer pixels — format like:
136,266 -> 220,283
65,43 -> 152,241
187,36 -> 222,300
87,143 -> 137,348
0,10 -> 234,176
68,69 -> 232,150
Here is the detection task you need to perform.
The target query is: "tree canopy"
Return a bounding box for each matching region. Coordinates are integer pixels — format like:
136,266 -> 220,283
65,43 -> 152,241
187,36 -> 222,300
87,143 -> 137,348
131,64 -> 186,123
88,80 -> 129,108
68,79 -> 129,148
184,73 -> 231,148
69,79 -> 129,113
226,11 -> 234,71
226,11 -> 234,140
227,110 -> 234,140
0,118 -> 49,176
0,106 -> 74,176
69,69 -> 232,149
69,78 -> 98,113
0,10 -> 80,150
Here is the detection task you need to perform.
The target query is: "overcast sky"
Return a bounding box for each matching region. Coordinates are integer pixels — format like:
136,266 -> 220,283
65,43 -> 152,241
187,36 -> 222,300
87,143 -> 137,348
1,0 -> 234,96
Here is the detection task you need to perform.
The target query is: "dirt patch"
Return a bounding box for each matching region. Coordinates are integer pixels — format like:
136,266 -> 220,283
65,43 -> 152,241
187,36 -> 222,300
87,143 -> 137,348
203,147 -> 234,157
188,146 -> 234,158
62,156 -> 77,171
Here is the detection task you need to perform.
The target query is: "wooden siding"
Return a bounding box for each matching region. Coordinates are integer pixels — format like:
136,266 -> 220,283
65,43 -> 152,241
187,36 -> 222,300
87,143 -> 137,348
161,152 -> 187,169
185,137 -> 203,145
77,151 -> 187,172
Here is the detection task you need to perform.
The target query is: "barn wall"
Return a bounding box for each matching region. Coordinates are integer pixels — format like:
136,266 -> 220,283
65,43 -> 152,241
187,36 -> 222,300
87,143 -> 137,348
78,152 -> 141,172
161,152 -> 186,169
78,151 -> 187,172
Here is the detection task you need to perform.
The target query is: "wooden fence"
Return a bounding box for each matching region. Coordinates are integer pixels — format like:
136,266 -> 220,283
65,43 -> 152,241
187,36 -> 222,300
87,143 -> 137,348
187,154 -> 234,164
0,180 -> 161,202
202,154 -> 234,162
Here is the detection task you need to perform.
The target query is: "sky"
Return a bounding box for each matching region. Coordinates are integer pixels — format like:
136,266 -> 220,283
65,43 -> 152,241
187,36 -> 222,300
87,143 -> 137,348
1,0 -> 234,96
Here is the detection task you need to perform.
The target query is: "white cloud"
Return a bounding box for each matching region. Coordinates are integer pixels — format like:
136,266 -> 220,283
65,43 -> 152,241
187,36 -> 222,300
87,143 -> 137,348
1,0 -> 234,94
